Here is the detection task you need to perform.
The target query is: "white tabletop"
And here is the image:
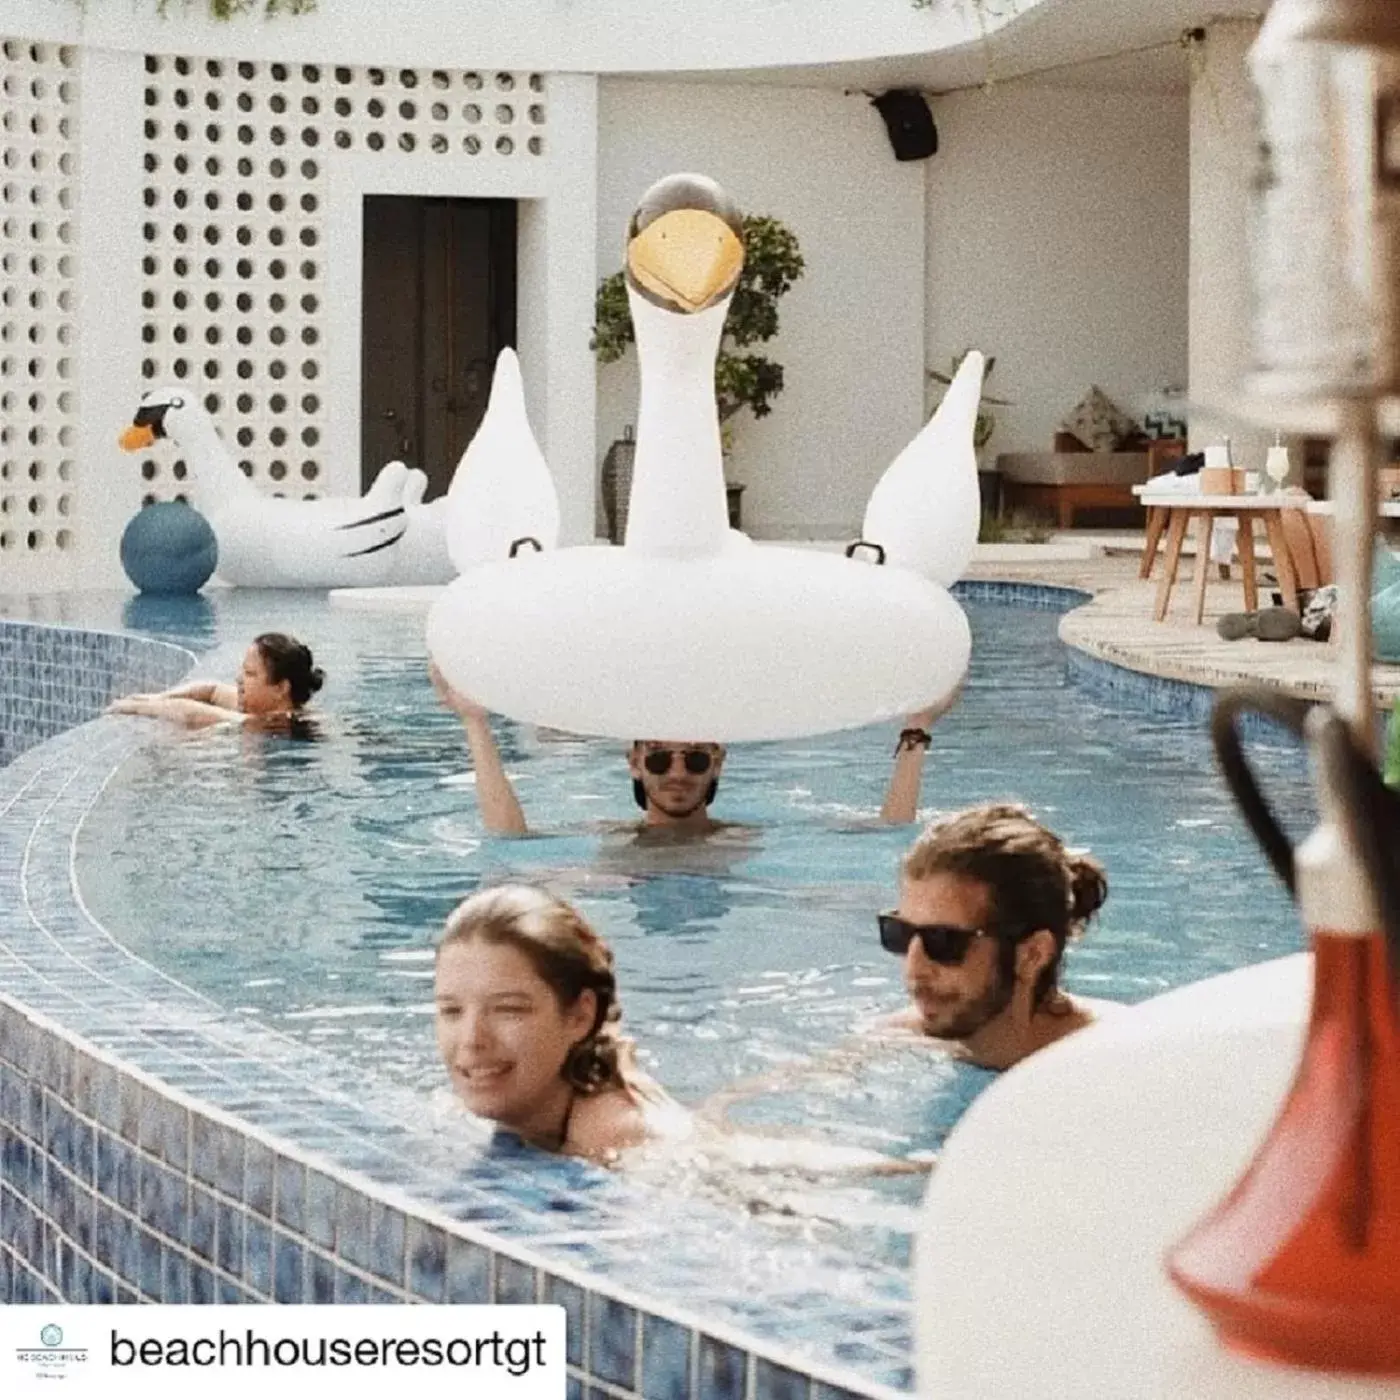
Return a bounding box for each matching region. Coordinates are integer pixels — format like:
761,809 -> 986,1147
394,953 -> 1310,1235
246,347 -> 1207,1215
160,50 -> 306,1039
1135,490 -> 1300,509
1304,498 -> 1400,518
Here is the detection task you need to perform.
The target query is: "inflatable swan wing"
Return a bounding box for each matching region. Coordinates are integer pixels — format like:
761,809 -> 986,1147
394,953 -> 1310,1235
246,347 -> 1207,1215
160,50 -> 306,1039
860,350 -> 984,587
443,348 -> 560,571
426,173 -> 971,741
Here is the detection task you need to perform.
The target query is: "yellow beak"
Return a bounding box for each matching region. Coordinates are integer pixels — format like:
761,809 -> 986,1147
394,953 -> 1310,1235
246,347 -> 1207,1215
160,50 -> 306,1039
627,209 -> 744,313
119,423 -> 156,452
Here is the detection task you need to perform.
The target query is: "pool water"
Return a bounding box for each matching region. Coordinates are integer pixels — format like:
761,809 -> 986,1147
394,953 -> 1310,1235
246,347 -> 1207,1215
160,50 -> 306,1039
75,589 -> 1314,1257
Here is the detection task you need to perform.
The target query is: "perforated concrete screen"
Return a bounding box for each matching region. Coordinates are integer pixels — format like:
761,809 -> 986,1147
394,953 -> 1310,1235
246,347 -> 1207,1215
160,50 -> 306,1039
137,57 -> 546,505
0,38 -> 79,558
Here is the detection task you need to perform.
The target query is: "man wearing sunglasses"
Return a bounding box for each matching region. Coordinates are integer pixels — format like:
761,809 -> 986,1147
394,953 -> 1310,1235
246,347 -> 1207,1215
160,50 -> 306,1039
878,802 -> 1114,1069
430,663 -> 953,836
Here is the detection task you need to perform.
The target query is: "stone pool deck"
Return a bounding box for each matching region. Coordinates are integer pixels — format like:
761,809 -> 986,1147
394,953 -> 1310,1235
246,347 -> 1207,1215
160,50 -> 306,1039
965,544 -> 1400,707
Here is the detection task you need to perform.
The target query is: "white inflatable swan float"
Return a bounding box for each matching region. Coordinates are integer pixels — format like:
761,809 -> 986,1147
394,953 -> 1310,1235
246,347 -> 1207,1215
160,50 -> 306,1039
428,173 -> 980,741
119,389 -> 454,589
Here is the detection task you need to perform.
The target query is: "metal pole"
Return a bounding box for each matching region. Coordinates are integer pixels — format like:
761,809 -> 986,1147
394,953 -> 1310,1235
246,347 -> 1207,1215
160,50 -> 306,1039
1330,395 -> 1380,754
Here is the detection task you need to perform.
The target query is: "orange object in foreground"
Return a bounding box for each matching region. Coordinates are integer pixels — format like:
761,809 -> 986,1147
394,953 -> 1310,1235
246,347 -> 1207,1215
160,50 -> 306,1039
1168,930 -> 1400,1373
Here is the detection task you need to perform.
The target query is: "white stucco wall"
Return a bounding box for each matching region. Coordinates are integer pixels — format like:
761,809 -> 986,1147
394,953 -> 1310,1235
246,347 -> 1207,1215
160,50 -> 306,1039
924,82 -> 1190,460
596,79 -> 927,539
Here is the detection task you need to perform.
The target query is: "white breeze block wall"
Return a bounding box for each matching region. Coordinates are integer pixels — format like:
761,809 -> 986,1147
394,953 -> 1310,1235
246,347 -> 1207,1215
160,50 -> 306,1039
0,15 -> 599,590
925,82 -> 1190,461
597,79 -> 926,541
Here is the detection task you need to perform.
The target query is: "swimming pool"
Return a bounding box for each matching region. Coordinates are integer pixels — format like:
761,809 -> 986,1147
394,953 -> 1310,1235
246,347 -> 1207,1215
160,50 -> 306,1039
70,587 -> 1313,1256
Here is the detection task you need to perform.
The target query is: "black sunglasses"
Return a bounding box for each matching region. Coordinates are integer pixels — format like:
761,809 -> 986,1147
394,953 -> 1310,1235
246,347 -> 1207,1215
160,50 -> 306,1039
642,747 -> 714,776
877,912 -> 988,965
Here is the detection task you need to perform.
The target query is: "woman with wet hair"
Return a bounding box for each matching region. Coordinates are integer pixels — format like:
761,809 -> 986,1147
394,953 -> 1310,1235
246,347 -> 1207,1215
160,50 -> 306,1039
109,631 -> 325,732
434,884 -> 684,1163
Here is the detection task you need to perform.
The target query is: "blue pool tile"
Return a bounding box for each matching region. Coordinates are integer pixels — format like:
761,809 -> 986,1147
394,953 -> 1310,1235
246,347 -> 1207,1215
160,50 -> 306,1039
336,1270 -> 369,1304
567,1377 -> 583,1400
753,1360 -> 808,1400
444,1236 -> 490,1303
307,1250 -> 336,1304
543,1276 -> 585,1367
303,1170 -> 336,1250
163,1248 -> 189,1304
189,1262 -> 215,1304
190,1114 -> 219,1188
495,1254 -> 535,1305
697,1336 -> 746,1400
213,1123 -> 244,1200
590,1296 -> 638,1391
218,1279 -> 245,1305
189,1185 -> 216,1262
274,1155 -> 304,1233
244,1140 -> 273,1218
244,1218 -> 273,1297
215,1202 -> 244,1278
336,1189 -> 371,1273
69,1117 -> 93,1186
111,1140 -> 137,1213
406,1220 -> 446,1302
273,1232 -> 303,1304
369,1203 -> 406,1287
117,1076 -> 141,1144
138,1229 -> 163,1299
641,1315 -> 693,1400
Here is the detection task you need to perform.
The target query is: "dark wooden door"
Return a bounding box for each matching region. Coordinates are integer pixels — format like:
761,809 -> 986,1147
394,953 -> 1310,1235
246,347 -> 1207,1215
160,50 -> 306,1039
360,196 -> 517,497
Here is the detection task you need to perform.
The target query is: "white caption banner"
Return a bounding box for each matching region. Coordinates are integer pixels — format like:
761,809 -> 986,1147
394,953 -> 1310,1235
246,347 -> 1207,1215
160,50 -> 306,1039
0,1305 -> 566,1399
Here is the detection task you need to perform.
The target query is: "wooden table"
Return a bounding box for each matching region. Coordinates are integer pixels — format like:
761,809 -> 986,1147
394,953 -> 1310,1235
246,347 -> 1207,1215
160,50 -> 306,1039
1136,492 -> 1301,624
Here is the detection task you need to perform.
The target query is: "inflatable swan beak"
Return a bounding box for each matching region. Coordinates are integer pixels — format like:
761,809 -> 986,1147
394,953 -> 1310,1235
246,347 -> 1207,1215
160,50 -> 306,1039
443,347 -> 560,572
625,174 -> 744,314
858,350 -> 985,588
119,402 -> 170,452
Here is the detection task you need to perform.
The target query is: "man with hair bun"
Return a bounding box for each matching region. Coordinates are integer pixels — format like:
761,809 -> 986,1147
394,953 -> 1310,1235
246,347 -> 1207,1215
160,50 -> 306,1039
878,801 -> 1115,1069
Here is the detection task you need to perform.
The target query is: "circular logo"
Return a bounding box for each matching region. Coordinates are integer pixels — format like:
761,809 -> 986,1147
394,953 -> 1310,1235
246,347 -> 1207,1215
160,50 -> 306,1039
39,1325 -> 63,1348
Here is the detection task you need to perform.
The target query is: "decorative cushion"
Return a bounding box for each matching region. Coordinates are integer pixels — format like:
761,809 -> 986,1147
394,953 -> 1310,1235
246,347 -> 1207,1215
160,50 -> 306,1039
1059,386 -> 1139,453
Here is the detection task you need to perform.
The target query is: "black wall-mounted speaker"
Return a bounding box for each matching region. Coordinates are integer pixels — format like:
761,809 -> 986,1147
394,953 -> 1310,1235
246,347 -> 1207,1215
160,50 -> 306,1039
871,89 -> 938,162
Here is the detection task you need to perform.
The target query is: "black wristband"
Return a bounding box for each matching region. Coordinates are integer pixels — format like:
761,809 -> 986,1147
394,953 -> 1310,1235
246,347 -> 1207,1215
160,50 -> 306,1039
895,727 -> 933,755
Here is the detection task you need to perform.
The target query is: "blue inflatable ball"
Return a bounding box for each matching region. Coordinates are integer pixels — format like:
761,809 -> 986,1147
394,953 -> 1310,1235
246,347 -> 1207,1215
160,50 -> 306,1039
120,501 -> 218,595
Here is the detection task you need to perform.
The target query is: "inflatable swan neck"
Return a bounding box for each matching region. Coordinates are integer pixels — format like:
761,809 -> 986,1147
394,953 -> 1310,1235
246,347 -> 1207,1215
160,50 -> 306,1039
167,403 -> 258,512
623,287 -> 731,558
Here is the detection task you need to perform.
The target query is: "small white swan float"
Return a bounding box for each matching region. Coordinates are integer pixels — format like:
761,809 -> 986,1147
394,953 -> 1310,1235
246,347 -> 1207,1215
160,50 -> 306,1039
427,173 -> 978,741
119,389 -> 453,589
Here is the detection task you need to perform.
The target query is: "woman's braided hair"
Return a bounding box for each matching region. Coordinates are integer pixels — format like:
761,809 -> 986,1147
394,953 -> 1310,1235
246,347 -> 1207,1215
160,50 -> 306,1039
438,885 -> 626,1094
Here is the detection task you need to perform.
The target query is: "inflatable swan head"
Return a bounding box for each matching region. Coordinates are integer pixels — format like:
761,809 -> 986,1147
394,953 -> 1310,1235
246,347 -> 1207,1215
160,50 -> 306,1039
624,172 -> 745,316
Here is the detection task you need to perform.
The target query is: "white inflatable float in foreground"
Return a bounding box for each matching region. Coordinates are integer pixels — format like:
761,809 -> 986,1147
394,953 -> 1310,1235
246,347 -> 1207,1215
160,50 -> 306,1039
914,952 -> 1400,1398
427,173 -> 983,741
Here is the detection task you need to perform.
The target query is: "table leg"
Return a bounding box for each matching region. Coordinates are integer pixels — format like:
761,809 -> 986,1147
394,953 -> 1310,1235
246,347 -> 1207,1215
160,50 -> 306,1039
1236,510 -> 1259,613
1140,506 -> 1166,580
1155,509 -> 1190,621
1263,511 -> 1300,612
1191,510 -> 1217,625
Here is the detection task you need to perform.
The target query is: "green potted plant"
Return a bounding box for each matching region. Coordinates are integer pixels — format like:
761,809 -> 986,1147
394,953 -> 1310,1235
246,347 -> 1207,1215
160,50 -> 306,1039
592,214 -> 805,534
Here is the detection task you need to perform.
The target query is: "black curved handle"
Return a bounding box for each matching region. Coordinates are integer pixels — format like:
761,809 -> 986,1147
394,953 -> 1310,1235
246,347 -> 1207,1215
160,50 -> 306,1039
845,539 -> 886,565
508,535 -> 543,558
1213,684 -> 1400,985
1210,687 -> 1313,895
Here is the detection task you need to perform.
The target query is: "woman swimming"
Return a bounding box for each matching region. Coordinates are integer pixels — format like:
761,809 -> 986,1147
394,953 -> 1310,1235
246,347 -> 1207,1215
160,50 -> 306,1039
109,632 -> 324,732
434,884 -> 684,1164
